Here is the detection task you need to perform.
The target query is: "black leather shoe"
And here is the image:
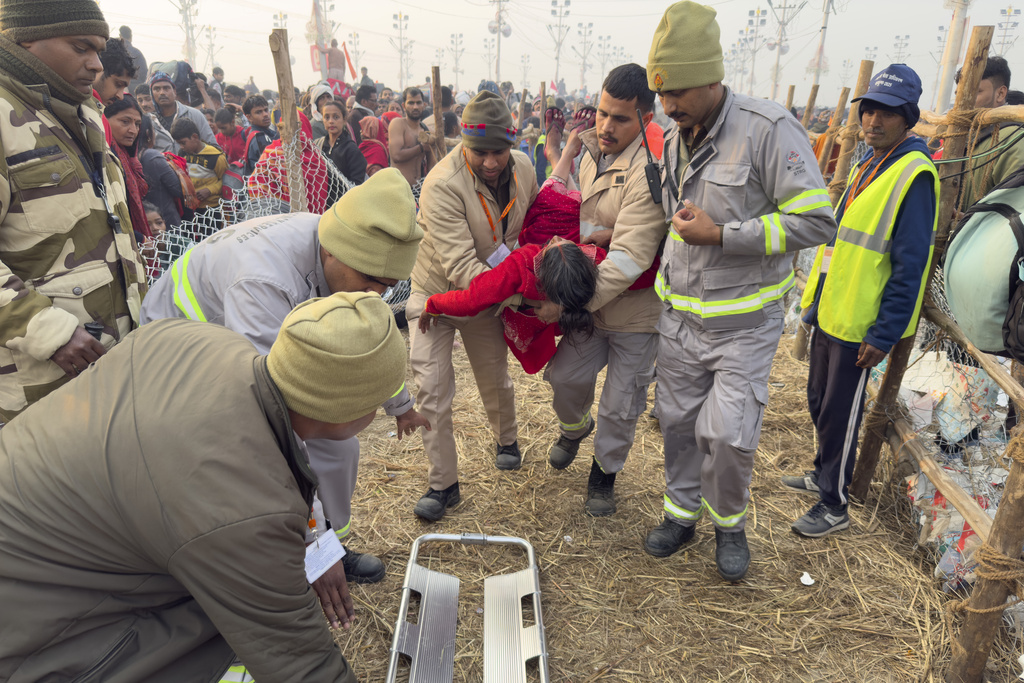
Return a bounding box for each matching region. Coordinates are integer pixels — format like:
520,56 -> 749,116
584,459 -> 617,516
643,517 -> 696,557
495,441 -> 522,470
715,528 -> 750,581
413,482 -> 461,521
549,418 -> 595,469
341,546 -> 386,583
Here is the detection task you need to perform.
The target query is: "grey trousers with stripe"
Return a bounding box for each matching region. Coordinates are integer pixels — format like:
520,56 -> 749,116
305,437 -> 360,539
545,328 -> 658,473
657,314 -> 784,532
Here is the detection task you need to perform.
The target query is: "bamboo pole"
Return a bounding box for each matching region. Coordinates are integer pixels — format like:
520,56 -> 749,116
268,29 -> 303,212
947,431 -> 1024,682
785,84 -> 795,112
430,66 -> 444,162
800,84 -> 819,129
826,60 -> 873,206
850,27 -> 993,501
886,420 -> 993,542
817,87 -> 851,176
923,302 -> 1024,412
517,88 -> 528,136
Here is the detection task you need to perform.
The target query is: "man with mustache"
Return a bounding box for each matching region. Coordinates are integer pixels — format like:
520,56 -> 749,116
784,64 -> 938,539
642,1 -> 835,581
542,63 -> 667,517
389,86 -> 435,187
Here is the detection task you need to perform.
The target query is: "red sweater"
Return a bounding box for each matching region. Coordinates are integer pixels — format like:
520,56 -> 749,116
217,126 -> 249,167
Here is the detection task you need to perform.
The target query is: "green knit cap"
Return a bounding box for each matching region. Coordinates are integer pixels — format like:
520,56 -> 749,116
647,1 -> 724,93
0,0 -> 108,43
461,91 -> 516,151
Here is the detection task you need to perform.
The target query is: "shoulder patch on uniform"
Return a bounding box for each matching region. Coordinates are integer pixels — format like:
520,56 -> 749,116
614,174 -> 626,186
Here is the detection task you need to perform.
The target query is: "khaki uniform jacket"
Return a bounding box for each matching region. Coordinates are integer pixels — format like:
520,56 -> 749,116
960,123 -> 1024,206
0,71 -> 147,421
578,128 -> 666,333
411,142 -> 538,297
0,319 -> 355,683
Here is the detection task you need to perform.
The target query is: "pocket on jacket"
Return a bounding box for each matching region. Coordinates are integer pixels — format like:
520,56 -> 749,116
699,163 -> 749,226
8,150 -> 91,234
731,381 -> 769,451
700,261 -> 766,331
71,627 -> 139,683
32,261 -> 115,323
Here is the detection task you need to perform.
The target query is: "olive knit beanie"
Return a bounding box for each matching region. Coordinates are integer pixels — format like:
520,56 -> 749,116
0,0 -> 108,43
647,1 -> 725,93
461,90 -> 516,151
318,167 -> 423,281
268,292 -> 407,424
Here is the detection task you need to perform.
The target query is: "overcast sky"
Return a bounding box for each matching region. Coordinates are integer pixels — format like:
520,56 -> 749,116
96,0 -> 1021,110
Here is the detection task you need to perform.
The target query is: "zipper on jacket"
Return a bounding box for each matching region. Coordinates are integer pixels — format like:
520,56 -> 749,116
70,628 -> 136,683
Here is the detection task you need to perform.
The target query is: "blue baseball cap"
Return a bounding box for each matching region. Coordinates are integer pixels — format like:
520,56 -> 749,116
852,64 -> 923,109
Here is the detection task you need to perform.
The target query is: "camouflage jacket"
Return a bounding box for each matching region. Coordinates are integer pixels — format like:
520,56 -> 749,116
0,71 -> 147,422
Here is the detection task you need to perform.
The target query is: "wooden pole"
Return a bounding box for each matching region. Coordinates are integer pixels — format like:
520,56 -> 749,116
785,84 -> 796,112
269,29 -> 304,212
850,27 -> 993,501
800,84 -> 819,129
430,65 -> 445,162
947,431 -> 1024,682
517,88 -> 528,140
817,87 -> 850,176
826,60 -> 873,206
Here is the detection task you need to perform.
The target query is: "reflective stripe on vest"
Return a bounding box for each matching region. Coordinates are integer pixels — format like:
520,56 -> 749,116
171,248 -> 208,322
656,269 -> 795,319
801,151 -> 939,343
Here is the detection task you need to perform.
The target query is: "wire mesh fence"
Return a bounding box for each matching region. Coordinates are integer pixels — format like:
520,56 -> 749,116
140,136 -> 413,317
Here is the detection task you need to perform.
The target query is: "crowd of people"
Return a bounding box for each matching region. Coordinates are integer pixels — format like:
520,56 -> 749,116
0,0 -> 1019,680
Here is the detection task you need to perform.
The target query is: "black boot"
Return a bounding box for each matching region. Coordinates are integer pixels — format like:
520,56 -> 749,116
341,546 -> 386,583
644,517 -> 696,557
714,528 -> 750,581
584,458 -> 616,516
413,482 -> 461,521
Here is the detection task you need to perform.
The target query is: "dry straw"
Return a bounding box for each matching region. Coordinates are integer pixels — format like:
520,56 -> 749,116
332,332 -> 1022,681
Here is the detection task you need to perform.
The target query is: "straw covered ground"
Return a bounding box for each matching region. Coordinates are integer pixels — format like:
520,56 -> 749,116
332,332 -> 1022,682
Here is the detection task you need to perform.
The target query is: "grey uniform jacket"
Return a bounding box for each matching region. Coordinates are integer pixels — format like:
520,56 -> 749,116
149,101 -> 219,154
658,88 -> 836,331
140,212 -> 414,415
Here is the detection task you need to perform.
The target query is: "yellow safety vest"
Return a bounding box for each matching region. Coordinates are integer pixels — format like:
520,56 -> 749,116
801,150 -> 939,344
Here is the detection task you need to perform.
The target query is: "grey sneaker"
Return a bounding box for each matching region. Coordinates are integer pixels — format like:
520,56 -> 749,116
791,500 -> 850,538
495,441 -> 522,470
549,417 -> 595,469
781,470 -> 820,495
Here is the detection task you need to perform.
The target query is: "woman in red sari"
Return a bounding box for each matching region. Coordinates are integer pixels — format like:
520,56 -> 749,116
105,96 -> 151,239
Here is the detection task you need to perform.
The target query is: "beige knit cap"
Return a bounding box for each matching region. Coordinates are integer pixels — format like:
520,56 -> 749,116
268,292 -> 406,423
318,167 -> 422,281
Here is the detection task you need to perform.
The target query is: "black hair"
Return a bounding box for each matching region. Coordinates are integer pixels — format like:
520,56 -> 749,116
209,90 -> 223,106
101,37 -> 137,79
321,98 -> 346,119
602,63 -> 656,114
1008,90 -> 1024,106
139,114 -> 154,148
214,107 -> 234,125
956,55 -> 1012,89
170,117 -> 200,141
331,39 -> 338,47
441,85 -> 454,109
535,241 -> 598,343
443,110 -> 458,137
224,84 -> 246,100
142,200 -> 159,214
134,83 -> 150,98
104,96 -> 144,153
356,84 -> 376,104
402,87 -> 424,103
119,25 -> 132,41
243,94 -> 269,116
555,97 -> 565,110
212,66 -> 224,77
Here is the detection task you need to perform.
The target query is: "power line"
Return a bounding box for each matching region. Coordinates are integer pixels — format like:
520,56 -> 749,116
995,5 -> 1021,56
766,0 -> 807,101
389,12 -> 413,90
547,0 -> 571,89
449,33 -> 464,90
571,21 -> 594,93
167,0 -> 198,67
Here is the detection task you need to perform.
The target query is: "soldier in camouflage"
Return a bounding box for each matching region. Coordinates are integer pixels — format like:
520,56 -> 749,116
0,0 -> 147,422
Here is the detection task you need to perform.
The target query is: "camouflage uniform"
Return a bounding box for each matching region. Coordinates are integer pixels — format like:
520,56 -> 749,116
0,71 -> 147,422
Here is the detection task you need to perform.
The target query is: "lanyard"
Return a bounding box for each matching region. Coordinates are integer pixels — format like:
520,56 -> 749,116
843,133 -> 907,214
463,150 -> 518,244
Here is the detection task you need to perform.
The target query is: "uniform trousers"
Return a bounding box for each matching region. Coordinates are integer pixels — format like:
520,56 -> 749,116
807,329 -> 870,507
407,291 -> 518,490
305,437 -> 360,538
657,314 -> 783,532
544,328 -> 658,473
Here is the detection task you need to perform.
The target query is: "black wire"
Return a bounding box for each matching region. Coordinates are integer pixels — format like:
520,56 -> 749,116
934,126 -> 1024,182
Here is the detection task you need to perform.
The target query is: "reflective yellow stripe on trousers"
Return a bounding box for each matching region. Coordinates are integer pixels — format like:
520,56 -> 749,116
171,249 -> 208,322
